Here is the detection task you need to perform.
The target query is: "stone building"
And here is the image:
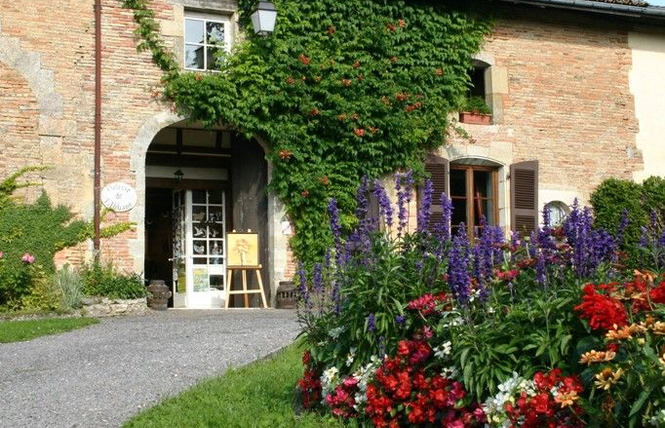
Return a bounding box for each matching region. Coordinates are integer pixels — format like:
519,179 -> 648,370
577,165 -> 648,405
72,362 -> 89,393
0,0 -> 663,308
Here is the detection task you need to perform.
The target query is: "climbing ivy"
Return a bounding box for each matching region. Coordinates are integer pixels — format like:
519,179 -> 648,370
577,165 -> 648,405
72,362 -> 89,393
121,0 -> 491,264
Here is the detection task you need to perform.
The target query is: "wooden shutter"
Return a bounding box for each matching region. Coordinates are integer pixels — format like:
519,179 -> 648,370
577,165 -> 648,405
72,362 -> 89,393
421,154 -> 449,232
510,160 -> 538,237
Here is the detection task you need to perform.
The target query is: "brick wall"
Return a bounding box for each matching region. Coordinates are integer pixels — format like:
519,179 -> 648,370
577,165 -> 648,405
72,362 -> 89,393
445,11 -> 642,207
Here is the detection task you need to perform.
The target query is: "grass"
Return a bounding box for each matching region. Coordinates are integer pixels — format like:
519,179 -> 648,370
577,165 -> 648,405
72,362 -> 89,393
0,317 -> 99,343
123,341 -> 357,428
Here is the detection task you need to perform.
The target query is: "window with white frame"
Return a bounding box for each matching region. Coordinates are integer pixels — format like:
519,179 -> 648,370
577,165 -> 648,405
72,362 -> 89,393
184,12 -> 232,71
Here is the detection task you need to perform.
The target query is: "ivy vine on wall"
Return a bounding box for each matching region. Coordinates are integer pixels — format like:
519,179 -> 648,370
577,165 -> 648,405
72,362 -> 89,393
120,0 -> 491,264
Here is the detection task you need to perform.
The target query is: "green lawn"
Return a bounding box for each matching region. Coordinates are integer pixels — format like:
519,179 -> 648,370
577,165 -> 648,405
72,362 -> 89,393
0,317 -> 99,343
123,342 -> 356,428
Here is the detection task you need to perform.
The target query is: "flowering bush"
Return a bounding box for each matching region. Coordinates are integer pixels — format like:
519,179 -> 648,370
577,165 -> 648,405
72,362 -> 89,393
296,174 -> 665,427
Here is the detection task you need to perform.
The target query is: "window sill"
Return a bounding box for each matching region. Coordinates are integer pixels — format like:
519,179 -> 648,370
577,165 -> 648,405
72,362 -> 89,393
459,112 -> 492,125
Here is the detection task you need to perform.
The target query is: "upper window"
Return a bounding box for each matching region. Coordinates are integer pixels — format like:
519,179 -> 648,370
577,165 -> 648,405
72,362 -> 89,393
459,60 -> 492,124
184,12 -> 232,71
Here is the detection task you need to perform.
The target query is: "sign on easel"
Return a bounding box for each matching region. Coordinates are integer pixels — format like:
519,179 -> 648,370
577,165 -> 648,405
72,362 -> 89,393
225,231 -> 267,308
227,232 -> 259,267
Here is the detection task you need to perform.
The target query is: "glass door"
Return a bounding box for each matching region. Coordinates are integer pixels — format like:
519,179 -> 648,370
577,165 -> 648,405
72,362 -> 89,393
172,189 -> 227,308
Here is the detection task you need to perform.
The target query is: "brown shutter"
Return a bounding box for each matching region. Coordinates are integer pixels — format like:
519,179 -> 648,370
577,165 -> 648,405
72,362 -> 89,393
421,154 -> 449,232
510,160 -> 538,237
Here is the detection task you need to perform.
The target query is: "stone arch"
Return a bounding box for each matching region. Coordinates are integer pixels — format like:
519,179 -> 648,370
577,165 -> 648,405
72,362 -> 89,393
0,26 -> 63,119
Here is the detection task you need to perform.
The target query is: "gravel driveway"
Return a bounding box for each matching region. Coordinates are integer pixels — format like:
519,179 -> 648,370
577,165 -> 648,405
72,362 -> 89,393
0,309 -> 300,428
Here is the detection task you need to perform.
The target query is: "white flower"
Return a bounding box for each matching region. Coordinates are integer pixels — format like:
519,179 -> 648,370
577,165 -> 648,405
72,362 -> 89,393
345,348 -> 356,367
433,341 -> 452,359
328,327 -> 344,339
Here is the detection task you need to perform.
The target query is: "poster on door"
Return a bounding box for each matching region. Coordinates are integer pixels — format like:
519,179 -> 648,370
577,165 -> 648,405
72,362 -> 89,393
193,268 -> 209,292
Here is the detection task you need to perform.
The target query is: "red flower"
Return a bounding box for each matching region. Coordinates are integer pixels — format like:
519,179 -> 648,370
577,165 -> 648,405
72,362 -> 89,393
385,22 -> 396,32
398,19 -> 406,28
299,54 -> 310,65
395,92 -> 410,102
435,68 -> 443,76
342,78 -> 352,87
352,60 -> 360,69
301,190 -> 309,198
353,128 -> 365,137
308,108 -> 320,116
497,269 -> 519,282
278,149 -> 292,160
327,26 -> 336,34
320,175 -> 329,186
575,284 -> 628,331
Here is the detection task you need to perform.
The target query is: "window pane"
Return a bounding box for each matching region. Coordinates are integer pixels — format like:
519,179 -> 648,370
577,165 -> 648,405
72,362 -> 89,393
192,190 -> 206,204
451,198 -> 467,227
206,21 -> 225,45
475,198 -> 494,225
185,19 -> 204,44
473,170 -> 493,199
206,47 -> 224,70
185,44 -> 204,69
450,169 -> 466,198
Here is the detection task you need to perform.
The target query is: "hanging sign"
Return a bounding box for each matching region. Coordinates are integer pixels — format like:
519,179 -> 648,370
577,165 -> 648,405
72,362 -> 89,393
101,182 -> 137,212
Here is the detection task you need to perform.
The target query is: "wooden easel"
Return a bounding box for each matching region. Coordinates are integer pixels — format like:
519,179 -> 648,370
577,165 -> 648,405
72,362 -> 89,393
225,265 -> 268,308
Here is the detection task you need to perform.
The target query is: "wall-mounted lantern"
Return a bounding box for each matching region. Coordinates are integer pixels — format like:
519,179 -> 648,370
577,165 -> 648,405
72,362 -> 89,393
250,1 -> 277,36
174,168 -> 184,183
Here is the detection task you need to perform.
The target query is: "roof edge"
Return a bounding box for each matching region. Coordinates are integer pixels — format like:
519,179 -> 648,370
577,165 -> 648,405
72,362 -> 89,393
492,0 -> 665,21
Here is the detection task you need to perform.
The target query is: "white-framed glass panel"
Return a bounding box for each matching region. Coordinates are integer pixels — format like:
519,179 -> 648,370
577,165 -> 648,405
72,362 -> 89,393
544,201 -> 568,226
184,12 -> 233,71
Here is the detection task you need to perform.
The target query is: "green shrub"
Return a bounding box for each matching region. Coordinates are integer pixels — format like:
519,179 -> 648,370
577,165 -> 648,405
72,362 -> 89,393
0,167 -> 134,310
590,177 -> 663,267
80,261 -> 147,299
20,263 -> 64,312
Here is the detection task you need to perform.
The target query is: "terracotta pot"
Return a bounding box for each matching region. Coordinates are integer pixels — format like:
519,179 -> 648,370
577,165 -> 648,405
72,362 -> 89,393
460,112 -> 492,125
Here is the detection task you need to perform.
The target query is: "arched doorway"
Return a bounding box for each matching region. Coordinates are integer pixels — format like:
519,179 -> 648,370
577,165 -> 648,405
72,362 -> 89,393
143,121 -> 269,308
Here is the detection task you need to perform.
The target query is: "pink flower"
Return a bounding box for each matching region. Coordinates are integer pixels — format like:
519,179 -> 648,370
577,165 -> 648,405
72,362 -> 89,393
0,251 -> 4,259
21,253 -> 35,264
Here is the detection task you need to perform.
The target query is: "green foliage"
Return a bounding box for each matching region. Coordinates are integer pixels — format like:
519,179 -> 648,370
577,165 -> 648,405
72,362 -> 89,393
79,261 -> 147,299
590,177 -> 665,267
0,192 -> 89,273
0,317 -> 99,343
300,230 -> 448,371
448,267 -> 587,400
20,263 -> 64,312
460,95 -> 491,114
0,168 -> 135,310
121,0 -> 491,263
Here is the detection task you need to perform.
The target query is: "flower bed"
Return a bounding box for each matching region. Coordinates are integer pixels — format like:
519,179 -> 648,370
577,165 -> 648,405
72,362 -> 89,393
296,174 -> 665,427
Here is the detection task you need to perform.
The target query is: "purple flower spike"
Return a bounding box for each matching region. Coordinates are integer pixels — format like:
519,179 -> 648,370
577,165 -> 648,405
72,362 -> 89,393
367,313 -> 376,332
448,224 -> 471,305
373,180 -> 393,228
417,179 -> 433,234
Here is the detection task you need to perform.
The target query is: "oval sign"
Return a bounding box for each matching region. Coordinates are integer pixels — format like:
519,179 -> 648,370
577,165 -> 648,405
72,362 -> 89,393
101,182 -> 137,212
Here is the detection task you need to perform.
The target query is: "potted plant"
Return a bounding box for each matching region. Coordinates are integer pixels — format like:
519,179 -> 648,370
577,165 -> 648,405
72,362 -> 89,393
459,95 -> 492,125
